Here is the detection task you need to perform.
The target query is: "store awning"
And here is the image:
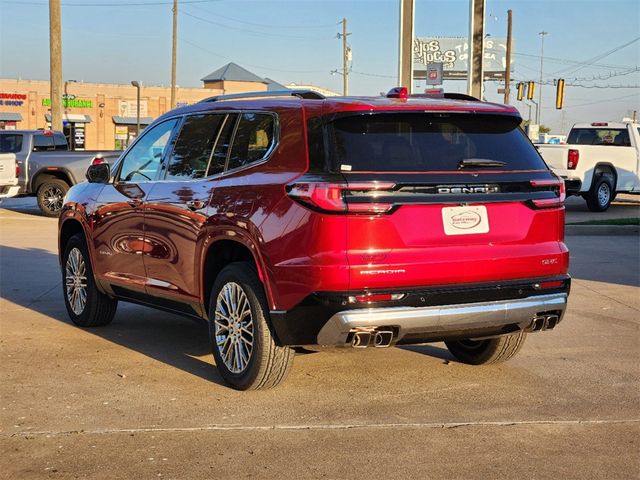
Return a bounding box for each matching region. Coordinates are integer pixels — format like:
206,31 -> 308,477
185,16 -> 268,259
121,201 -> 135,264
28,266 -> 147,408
0,113 -> 23,122
112,116 -> 154,126
45,113 -> 92,123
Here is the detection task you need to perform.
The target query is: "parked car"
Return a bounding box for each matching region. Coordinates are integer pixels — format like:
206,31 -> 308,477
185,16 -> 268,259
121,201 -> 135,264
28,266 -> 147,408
537,122 -> 640,211
0,130 -> 119,216
58,89 -> 570,390
0,153 -> 20,199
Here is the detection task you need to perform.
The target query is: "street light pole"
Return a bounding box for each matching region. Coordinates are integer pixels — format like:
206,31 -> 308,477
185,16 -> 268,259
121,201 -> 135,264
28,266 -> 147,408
170,0 -> 177,110
131,81 -> 141,136
537,31 -> 548,125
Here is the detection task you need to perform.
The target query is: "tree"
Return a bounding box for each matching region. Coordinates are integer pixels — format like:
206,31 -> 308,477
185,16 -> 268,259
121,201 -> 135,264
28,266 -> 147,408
539,125 -> 551,134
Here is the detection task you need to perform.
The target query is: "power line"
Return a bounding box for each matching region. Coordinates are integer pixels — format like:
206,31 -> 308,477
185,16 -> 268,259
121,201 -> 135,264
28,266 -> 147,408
181,38 -> 327,74
181,9 -> 331,40
513,52 -> 634,71
188,4 -> 338,29
557,92 -> 639,109
351,70 -> 395,79
551,36 -> 640,76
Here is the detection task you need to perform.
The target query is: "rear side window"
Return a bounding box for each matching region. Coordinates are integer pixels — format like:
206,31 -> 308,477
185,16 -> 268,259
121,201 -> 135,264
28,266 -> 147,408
0,134 -> 23,153
327,113 -> 547,172
227,113 -> 275,171
209,114 -> 238,175
54,133 -> 68,150
166,114 -> 225,180
567,128 -> 630,146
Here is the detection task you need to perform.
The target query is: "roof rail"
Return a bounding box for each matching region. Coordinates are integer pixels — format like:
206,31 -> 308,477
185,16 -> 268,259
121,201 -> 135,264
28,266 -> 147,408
443,92 -> 479,101
200,89 -> 325,103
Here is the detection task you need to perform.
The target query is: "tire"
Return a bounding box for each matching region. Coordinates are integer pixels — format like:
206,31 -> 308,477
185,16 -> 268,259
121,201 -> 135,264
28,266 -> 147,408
37,178 -> 69,217
62,234 -> 117,327
208,262 -> 294,390
585,175 -> 613,212
445,331 -> 527,365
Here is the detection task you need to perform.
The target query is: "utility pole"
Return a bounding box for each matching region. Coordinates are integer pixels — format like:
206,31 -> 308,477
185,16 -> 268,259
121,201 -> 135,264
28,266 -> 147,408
170,0 -> 177,109
537,31 -> 549,124
337,18 -> 351,95
468,0 -> 486,99
503,9 -> 513,104
398,0 -> 415,92
49,0 -> 63,132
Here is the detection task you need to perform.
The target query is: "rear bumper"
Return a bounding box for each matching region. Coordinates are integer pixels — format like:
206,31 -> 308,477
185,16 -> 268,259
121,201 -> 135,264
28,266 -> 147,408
269,276 -> 570,346
317,292 -> 567,346
0,185 -> 20,199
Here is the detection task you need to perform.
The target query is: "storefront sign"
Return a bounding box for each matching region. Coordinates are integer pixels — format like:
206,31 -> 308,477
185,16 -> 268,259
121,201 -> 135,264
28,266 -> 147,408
118,100 -> 148,118
413,37 -> 511,80
0,92 -> 26,107
42,98 -> 93,108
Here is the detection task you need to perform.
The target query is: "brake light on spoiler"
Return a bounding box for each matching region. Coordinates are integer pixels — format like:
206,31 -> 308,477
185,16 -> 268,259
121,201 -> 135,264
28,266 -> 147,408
287,182 -> 396,214
529,179 -> 565,208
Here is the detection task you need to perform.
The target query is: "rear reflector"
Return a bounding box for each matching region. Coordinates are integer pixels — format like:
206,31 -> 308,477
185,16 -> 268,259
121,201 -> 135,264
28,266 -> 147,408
349,293 -> 405,304
534,280 -> 564,289
567,149 -> 579,170
287,182 -> 395,214
530,178 -> 565,208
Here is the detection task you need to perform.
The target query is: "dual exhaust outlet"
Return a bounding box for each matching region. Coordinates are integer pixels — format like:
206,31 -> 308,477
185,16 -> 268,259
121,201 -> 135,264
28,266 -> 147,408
350,328 -> 394,348
527,313 -> 560,332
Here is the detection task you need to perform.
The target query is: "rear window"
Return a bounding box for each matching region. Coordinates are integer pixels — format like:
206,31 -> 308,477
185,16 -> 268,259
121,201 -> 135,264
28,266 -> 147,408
33,132 -> 68,151
327,113 -> 547,172
0,134 -> 23,153
567,128 -> 630,146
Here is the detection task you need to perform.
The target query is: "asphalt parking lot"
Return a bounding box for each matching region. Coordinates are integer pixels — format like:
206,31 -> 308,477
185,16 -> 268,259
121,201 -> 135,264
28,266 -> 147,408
1,197 -> 638,479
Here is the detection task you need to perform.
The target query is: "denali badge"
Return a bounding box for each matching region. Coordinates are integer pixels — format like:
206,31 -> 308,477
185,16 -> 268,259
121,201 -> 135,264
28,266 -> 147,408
437,185 -> 500,194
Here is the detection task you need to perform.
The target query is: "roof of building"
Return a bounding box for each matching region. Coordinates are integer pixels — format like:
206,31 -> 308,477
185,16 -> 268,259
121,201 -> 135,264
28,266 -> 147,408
201,63 -> 267,84
264,77 -> 288,91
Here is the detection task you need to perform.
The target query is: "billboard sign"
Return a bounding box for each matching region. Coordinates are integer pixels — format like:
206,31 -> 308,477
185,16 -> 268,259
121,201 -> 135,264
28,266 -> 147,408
118,100 -> 148,118
413,37 -> 511,80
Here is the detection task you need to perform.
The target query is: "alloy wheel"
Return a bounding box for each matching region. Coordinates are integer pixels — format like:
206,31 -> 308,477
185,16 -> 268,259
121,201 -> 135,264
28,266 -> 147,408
214,282 -> 255,373
597,182 -> 610,207
43,186 -> 64,212
65,247 -> 88,315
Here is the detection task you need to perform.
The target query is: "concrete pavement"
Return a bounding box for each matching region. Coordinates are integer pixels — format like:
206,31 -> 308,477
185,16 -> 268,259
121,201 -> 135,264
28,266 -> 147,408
0,203 -> 638,479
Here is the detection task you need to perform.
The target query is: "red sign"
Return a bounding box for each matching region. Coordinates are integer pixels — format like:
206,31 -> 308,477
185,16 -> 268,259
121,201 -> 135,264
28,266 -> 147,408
0,93 -> 27,100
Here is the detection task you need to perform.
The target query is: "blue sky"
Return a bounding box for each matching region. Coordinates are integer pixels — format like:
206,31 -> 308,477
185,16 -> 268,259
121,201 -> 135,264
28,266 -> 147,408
0,0 -> 638,132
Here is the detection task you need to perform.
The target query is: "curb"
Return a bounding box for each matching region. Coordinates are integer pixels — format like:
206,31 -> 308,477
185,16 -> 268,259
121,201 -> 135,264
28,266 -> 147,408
565,225 -> 640,236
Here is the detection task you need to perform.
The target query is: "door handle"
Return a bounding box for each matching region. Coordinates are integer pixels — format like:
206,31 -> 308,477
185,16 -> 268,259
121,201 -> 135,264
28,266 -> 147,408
186,200 -> 206,211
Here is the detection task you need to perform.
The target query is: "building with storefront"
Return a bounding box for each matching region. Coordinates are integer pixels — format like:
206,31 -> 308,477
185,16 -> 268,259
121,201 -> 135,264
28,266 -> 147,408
0,62 -> 339,151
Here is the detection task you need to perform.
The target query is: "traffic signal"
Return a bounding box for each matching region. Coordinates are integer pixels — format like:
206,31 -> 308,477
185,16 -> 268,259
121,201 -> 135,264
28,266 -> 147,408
527,81 -> 535,100
516,82 -> 524,101
556,78 -> 565,109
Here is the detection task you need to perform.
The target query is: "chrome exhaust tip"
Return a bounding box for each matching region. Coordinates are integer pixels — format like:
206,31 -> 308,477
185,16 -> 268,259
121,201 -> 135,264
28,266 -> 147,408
351,331 -> 372,348
373,330 -> 394,348
544,314 -> 559,330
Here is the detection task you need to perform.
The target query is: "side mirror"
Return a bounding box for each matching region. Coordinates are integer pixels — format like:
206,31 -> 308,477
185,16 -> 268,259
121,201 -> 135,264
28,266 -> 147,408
86,162 -> 110,183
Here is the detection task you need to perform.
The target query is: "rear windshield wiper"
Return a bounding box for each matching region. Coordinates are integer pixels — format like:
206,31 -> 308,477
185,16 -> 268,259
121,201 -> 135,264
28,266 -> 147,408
458,158 -> 507,169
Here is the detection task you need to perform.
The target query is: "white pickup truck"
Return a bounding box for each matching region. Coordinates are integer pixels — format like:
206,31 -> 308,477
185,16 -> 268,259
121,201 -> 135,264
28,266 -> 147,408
0,153 -> 20,199
537,122 -> 640,211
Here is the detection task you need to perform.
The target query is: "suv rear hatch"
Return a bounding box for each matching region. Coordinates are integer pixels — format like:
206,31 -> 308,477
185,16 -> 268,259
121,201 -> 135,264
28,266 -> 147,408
294,111 -> 567,291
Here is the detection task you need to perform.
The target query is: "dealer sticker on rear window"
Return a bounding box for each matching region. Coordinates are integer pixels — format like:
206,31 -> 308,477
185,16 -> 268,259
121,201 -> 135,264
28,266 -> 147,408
442,206 -> 489,235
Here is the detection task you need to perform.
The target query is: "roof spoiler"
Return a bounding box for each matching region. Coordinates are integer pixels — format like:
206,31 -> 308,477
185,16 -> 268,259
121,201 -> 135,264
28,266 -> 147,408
200,89 -> 325,103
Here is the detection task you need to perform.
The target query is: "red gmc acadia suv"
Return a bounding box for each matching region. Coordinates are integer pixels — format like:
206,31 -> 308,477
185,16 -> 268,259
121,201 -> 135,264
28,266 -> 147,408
58,89 -> 570,390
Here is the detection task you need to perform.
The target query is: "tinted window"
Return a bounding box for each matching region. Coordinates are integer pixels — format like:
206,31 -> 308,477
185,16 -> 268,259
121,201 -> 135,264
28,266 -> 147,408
227,113 -> 275,170
567,128 -> 630,146
0,134 -> 23,153
119,119 -> 178,182
166,114 -> 224,180
33,133 -> 54,151
209,114 -> 237,174
54,133 -> 68,150
328,113 -> 547,172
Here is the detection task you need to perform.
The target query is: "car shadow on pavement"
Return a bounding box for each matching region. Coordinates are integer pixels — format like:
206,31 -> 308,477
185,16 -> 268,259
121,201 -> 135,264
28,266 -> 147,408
0,244 -> 228,387
398,344 -> 455,362
0,198 -> 46,217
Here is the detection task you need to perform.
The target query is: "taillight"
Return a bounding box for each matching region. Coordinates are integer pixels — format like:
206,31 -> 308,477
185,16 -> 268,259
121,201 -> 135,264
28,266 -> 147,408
567,149 -> 579,170
15,161 -> 20,178
287,182 -> 396,214
530,179 -> 565,208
